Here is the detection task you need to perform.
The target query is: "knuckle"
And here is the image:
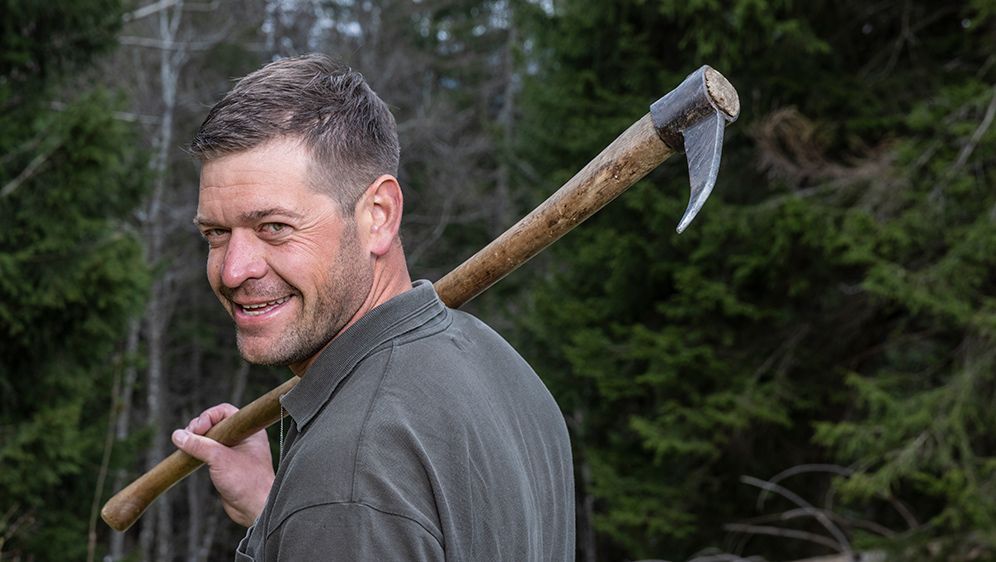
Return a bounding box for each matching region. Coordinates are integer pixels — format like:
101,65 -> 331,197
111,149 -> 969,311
214,403 -> 238,416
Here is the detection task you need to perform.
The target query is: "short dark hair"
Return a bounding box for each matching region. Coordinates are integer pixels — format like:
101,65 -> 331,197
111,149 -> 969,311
189,54 -> 400,212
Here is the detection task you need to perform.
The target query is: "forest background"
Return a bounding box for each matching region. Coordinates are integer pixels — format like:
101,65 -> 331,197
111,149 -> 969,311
2,0 -> 994,561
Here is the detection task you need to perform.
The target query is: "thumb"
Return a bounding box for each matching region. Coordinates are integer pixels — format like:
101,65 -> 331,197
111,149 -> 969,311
172,429 -> 224,465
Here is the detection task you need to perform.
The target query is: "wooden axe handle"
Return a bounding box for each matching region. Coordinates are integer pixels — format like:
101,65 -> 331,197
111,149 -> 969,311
435,113 -> 673,308
102,112 -> 674,532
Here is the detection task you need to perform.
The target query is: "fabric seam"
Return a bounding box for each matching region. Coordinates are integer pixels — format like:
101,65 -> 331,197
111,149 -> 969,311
265,500 -> 444,547
350,340 -> 397,502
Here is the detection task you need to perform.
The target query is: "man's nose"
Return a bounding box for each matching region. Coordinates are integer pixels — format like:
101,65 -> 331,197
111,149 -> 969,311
220,230 -> 267,288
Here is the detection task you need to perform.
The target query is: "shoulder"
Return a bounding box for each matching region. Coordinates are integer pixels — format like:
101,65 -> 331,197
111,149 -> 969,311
386,308 -> 538,387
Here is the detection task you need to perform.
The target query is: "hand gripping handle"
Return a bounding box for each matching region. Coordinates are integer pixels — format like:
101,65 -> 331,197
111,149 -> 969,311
100,378 -> 299,531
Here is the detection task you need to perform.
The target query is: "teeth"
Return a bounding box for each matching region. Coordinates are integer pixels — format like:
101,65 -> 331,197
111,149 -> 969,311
240,296 -> 289,315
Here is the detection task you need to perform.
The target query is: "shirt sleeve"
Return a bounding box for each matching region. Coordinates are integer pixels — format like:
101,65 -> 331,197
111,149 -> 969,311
263,501 -> 445,561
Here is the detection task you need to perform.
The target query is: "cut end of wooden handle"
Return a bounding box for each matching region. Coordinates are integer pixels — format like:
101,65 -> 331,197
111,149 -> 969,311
101,492 -> 145,532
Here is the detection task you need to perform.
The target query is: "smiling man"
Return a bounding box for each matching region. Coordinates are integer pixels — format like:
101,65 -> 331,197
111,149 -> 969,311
171,55 -> 575,561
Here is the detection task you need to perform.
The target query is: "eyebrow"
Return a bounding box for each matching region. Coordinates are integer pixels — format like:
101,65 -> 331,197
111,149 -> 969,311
238,207 -> 305,222
193,207 -> 304,227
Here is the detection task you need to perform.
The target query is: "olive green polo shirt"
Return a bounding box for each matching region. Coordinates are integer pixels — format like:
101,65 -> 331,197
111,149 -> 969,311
235,280 -> 575,561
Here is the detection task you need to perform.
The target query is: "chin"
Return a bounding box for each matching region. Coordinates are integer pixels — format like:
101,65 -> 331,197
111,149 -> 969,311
236,336 -> 287,367
239,352 -> 292,368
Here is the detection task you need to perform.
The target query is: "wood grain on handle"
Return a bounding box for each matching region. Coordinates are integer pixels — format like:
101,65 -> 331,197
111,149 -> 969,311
101,112 -> 672,533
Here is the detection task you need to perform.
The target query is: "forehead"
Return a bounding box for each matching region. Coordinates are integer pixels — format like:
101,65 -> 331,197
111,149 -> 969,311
199,139 -> 314,203
197,139 -> 335,218
200,138 -> 307,190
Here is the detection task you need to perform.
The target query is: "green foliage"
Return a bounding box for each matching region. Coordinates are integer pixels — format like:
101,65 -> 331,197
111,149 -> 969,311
812,76 -> 996,556
0,0 -> 149,559
0,0 -> 122,89
514,0 -> 995,559
521,188 -> 863,558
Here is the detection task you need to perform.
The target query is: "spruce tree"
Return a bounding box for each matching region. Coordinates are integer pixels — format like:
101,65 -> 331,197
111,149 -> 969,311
513,1 -> 995,559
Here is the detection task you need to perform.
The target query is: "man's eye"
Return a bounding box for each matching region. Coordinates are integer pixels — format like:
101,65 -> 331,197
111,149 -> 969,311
261,223 -> 288,235
201,228 -> 228,240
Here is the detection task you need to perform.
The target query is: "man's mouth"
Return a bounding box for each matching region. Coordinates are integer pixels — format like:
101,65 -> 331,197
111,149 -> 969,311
236,295 -> 291,316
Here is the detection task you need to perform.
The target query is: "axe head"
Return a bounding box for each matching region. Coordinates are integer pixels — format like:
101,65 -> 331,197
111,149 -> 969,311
650,66 -> 740,233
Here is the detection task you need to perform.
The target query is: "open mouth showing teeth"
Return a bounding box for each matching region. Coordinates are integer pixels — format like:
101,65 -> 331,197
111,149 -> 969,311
239,296 -> 290,316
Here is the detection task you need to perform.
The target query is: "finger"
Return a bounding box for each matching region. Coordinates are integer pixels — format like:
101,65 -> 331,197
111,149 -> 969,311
202,403 -> 239,426
187,403 -> 239,434
171,429 -> 225,465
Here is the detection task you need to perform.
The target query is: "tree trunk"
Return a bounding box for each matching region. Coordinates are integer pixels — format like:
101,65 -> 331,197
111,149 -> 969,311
109,318 -> 141,560
142,3 -> 186,559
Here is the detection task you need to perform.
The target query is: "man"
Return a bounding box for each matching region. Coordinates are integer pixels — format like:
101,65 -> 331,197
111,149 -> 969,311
170,54 -> 575,560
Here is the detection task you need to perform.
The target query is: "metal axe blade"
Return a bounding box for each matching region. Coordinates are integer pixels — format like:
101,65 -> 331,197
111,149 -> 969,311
651,66 -> 741,232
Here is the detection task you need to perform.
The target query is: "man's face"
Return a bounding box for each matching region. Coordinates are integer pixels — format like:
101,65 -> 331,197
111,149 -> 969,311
195,138 -> 373,367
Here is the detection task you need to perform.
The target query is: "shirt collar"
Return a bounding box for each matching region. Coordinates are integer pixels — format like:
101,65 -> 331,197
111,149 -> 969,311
280,279 -> 447,429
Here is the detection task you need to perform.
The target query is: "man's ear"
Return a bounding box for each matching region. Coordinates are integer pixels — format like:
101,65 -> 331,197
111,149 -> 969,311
355,174 -> 403,257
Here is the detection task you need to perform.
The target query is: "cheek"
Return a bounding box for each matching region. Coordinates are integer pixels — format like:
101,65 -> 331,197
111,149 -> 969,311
267,252 -> 316,291
274,241 -> 336,277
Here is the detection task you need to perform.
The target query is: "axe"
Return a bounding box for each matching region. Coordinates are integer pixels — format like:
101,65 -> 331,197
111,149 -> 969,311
102,65 -> 740,532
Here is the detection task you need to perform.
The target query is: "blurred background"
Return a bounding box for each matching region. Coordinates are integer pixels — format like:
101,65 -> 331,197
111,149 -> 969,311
1,1 -> 994,561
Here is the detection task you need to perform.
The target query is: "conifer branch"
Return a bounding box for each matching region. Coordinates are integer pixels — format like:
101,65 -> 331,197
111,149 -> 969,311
0,141 -> 61,198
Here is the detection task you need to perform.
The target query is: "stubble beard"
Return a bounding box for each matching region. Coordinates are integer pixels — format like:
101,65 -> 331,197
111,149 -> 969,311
234,228 -> 373,367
